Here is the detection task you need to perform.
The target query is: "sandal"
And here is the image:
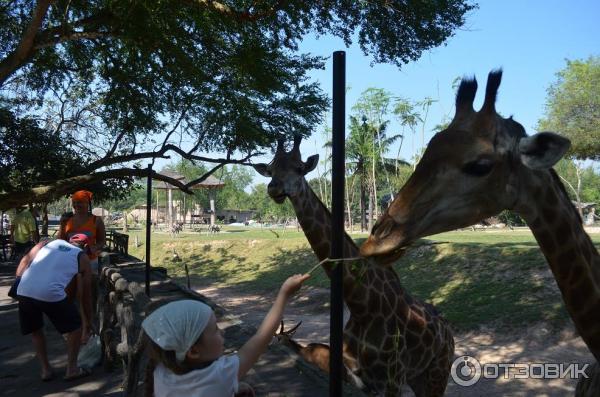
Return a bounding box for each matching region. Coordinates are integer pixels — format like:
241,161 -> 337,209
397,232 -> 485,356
63,367 -> 92,381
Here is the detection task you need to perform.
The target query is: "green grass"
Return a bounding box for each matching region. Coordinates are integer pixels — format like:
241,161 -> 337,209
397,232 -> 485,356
125,227 -> 600,332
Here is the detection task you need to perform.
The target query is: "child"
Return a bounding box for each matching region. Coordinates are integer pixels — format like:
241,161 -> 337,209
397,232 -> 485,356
142,273 -> 311,397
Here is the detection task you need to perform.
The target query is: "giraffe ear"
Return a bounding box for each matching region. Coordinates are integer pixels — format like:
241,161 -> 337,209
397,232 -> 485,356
518,132 -> 571,170
303,154 -> 319,175
252,163 -> 271,177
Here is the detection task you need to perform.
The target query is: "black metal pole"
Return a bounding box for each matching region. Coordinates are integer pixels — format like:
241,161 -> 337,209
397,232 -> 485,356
146,163 -> 152,297
330,50 -> 345,397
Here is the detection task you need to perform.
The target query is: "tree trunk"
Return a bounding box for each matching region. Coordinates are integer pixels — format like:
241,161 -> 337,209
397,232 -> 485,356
360,180 -> 366,233
345,177 -> 352,232
183,194 -> 187,226
0,0 -> 53,86
368,187 -> 374,232
576,162 -> 583,217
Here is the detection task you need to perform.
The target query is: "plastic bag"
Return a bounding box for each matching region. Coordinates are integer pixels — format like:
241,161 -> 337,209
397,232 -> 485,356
77,334 -> 102,369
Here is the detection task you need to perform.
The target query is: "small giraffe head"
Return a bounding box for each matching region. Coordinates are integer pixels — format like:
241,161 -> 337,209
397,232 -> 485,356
253,136 -> 319,203
361,70 -> 571,263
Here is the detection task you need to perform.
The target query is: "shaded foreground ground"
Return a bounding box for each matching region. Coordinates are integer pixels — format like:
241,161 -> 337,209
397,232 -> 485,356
0,263 -> 123,397
0,260 -> 360,397
2,225 -> 597,396
196,281 -> 595,397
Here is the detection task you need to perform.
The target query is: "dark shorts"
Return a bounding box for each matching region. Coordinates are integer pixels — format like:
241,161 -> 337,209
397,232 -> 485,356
18,296 -> 81,335
13,241 -> 34,256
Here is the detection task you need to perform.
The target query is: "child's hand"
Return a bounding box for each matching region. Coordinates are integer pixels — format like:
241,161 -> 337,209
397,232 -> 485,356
280,273 -> 311,298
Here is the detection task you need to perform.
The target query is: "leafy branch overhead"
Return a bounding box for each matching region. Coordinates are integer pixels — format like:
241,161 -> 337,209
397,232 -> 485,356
0,0 -> 475,207
538,56 -> 600,160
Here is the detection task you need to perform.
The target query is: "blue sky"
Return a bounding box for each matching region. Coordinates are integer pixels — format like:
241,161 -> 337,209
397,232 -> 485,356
167,1 -> 600,185
294,0 -> 599,170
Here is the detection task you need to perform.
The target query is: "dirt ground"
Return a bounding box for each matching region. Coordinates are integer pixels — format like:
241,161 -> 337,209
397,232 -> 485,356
195,282 -> 595,397
0,262 -> 338,397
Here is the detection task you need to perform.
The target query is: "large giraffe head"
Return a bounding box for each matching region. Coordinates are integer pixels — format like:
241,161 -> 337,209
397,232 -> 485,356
360,70 -> 571,264
252,136 -> 319,202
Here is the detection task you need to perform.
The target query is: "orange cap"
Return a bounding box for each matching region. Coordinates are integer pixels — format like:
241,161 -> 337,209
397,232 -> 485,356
71,190 -> 93,202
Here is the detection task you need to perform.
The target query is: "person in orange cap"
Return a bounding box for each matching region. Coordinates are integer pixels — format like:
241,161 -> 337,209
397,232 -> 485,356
58,190 -> 106,274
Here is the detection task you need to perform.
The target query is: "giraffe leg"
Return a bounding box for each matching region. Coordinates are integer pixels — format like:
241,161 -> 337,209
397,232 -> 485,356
409,338 -> 454,397
575,361 -> 600,397
408,365 -> 449,397
407,373 -> 427,397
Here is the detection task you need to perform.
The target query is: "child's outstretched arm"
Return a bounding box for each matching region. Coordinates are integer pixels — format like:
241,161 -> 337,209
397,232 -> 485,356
237,273 -> 310,379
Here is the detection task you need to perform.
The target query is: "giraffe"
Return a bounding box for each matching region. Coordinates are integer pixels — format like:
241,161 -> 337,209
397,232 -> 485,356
360,70 -> 600,390
253,137 -> 455,396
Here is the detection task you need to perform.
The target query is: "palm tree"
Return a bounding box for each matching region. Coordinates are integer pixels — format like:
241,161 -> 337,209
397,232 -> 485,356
346,116 -> 403,231
393,98 -> 423,169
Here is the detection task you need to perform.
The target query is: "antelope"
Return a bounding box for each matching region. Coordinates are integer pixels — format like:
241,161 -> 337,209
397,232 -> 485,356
274,320 -> 364,387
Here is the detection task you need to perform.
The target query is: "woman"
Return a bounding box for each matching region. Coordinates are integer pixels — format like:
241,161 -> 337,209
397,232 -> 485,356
58,190 -> 106,273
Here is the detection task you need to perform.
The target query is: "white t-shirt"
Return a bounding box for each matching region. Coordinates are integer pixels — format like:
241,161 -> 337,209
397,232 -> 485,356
17,239 -> 81,302
153,354 -> 240,397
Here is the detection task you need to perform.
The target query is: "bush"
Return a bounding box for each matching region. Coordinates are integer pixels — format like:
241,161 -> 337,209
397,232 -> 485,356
498,210 -> 526,227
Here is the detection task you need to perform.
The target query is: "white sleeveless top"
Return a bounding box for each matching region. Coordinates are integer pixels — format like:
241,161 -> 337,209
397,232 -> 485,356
153,354 -> 239,397
17,239 -> 82,302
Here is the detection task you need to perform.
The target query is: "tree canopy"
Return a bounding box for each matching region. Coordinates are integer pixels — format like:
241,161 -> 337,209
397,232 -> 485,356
1,0 -> 475,208
538,56 -> 600,160
0,107 -> 134,208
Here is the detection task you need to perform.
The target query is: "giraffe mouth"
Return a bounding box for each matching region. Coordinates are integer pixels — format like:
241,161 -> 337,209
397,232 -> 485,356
370,245 -> 409,265
272,194 -> 287,204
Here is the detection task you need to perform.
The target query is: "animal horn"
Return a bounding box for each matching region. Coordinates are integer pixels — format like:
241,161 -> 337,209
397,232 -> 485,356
292,135 -> 302,152
276,138 -> 285,153
454,75 -> 477,118
289,320 -> 302,334
480,69 -> 502,114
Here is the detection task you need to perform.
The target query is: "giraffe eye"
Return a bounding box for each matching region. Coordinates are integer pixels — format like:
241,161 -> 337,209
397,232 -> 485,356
462,158 -> 494,177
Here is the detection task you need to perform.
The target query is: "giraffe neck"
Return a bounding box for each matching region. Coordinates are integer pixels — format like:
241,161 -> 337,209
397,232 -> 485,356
287,180 -> 410,318
516,169 -> 600,361
287,180 -> 361,272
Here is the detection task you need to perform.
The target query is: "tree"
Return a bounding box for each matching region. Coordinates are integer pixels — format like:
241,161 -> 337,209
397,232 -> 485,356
415,97 -> 436,159
554,158 -> 600,212
216,165 -> 254,211
393,98 -> 421,168
248,183 -> 294,223
352,87 -> 391,223
0,0 -> 475,208
0,108 -> 85,194
350,88 -> 403,230
0,107 -> 135,233
346,114 -> 401,232
538,56 -> 600,160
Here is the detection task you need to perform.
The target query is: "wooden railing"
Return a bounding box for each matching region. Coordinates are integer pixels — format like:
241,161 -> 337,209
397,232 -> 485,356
106,230 -> 129,255
97,254 -> 217,396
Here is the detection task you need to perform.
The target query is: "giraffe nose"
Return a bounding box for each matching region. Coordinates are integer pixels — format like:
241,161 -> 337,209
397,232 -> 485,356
267,180 -> 285,198
360,213 -> 409,258
371,215 -> 396,240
